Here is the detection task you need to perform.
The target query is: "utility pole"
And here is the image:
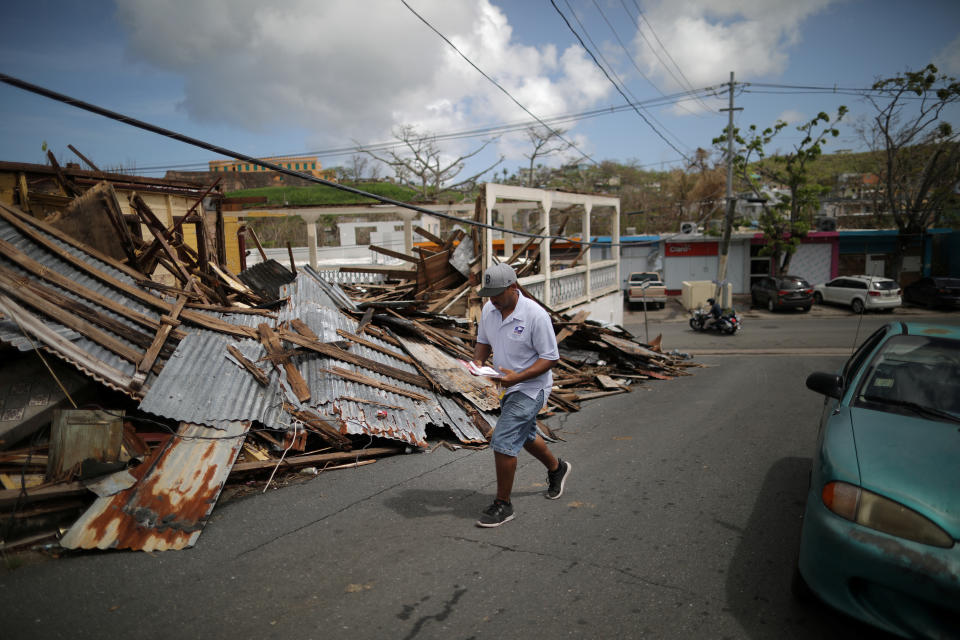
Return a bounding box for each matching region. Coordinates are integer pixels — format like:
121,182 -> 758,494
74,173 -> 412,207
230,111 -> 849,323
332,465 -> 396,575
716,71 -> 742,306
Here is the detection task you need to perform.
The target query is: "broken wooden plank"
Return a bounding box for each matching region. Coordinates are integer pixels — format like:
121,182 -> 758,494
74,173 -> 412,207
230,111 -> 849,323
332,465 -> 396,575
227,344 -> 270,386
257,323 -> 311,403
320,366 -> 429,402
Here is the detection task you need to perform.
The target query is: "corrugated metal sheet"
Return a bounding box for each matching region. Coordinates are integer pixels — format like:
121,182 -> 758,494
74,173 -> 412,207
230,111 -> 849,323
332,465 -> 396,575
138,332 -> 280,429
0,215 -> 166,395
237,259 -> 295,301
59,420 -> 249,551
136,272 -> 491,447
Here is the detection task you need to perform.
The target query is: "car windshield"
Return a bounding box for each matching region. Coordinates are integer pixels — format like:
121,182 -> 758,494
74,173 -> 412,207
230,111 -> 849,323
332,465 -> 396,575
630,274 -> 656,283
780,278 -> 810,289
872,280 -> 898,291
855,334 -> 960,422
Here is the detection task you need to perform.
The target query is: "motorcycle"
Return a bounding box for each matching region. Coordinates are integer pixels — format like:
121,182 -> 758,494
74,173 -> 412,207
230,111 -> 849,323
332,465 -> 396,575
689,307 -> 741,334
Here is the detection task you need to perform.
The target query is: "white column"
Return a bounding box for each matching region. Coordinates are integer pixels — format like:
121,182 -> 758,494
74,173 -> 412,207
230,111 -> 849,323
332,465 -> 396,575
584,203 -> 592,298
540,195 -> 552,307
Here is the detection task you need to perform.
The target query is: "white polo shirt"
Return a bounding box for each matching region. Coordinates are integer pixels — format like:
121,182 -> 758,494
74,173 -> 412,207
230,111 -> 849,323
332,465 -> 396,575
477,291 -> 559,403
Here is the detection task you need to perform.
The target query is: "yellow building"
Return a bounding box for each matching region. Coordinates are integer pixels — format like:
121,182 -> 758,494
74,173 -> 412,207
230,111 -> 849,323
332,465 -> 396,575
208,156 -> 336,181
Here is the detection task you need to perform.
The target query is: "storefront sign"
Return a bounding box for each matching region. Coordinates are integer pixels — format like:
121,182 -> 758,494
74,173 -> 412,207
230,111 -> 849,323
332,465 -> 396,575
665,242 -> 718,257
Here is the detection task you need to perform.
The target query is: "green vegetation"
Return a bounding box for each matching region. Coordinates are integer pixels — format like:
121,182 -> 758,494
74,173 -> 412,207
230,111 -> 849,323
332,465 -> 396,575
227,181 -> 418,206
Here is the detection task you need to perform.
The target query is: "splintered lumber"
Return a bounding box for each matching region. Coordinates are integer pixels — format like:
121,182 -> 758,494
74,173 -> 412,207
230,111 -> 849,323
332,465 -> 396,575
0,269 -> 164,375
258,323 -> 310,403
321,366 -> 430,402
0,201 -> 257,339
416,250 -> 451,291
414,225 -> 444,246
281,403 -> 352,449
370,244 -> 420,264
595,374 -> 626,390
555,310 -> 589,344
134,296 -> 187,388
335,329 -> 415,364
278,328 -> 431,389
227,344 -> 270,386
229,446 -> 401,474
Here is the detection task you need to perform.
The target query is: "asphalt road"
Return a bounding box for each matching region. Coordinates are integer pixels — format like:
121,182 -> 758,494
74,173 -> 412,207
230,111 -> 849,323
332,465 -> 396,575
3,305 -> 957,639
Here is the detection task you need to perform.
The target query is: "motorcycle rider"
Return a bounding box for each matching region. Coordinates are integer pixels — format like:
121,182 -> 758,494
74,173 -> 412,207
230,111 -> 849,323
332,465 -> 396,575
703,297 -> 722,331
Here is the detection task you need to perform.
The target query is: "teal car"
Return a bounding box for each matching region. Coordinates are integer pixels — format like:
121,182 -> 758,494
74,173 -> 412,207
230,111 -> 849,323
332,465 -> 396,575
797,322 -> 960,637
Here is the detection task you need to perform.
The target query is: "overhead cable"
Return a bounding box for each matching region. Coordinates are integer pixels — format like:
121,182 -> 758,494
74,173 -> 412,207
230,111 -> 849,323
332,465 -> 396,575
0,72 -> 667,250
398,0 -> 597,166
550,0 -> 693,164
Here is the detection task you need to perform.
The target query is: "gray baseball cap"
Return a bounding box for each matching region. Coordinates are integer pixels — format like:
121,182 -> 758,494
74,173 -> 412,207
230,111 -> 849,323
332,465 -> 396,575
478,262 -> 517,297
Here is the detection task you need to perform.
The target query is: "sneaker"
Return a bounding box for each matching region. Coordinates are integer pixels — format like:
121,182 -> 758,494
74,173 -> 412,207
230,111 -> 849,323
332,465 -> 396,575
476,499 -> 515,527
545,459 -> 572,499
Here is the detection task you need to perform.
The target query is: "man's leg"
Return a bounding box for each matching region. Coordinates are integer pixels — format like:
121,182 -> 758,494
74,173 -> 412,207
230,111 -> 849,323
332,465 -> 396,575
523,436 -> 558,472
494,451 -> 518,503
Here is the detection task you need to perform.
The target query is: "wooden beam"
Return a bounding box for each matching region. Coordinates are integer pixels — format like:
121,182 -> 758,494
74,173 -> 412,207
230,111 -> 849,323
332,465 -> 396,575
370,244 -> 420,264
229,446 -> 400,473
279,328 -> 431,389
0,202 -> 257,339
133,296 -> 188,388
321,366 -> 429,402
227,344 -> 270,386
258,323 -> 310,403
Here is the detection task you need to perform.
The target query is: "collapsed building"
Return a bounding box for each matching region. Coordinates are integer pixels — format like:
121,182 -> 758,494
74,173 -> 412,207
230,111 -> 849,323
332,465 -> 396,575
0,160 -> 696,553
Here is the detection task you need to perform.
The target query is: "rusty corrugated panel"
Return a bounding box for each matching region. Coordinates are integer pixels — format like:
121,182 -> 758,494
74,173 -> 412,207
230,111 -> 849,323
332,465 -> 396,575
59,420 -> 249,551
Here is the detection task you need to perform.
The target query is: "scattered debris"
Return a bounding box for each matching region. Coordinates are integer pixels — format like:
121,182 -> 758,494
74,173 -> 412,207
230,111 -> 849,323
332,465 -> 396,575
0,159 -> 697,555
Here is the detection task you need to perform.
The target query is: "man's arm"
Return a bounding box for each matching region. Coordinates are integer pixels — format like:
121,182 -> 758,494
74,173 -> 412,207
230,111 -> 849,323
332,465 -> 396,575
499,357 -> 557,387
473,341 -> 492,367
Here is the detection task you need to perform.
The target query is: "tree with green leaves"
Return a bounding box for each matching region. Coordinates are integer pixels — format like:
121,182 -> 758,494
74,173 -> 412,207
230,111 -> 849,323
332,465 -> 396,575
858,64 -> 960,279
715,106 -> 847,276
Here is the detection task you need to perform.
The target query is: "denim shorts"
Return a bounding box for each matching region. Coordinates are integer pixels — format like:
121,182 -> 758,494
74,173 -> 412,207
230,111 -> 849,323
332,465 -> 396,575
490,390 -> 544,457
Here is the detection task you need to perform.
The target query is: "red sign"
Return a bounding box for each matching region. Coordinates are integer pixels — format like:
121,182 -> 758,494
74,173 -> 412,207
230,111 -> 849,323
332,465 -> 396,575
665,242 -> 718,257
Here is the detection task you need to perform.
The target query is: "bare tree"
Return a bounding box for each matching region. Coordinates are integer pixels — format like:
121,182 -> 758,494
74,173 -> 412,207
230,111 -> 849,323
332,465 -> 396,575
523,126 -> 573,187
361,125 -> 503,200
347,154 -> 368,182
859,64 -> 960,278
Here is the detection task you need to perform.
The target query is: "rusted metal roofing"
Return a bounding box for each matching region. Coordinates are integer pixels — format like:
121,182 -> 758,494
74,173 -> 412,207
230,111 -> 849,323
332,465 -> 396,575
59,420 -> 249,551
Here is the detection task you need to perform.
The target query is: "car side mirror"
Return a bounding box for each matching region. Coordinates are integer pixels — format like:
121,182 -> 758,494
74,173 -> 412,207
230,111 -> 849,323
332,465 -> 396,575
806,372 -> 843,399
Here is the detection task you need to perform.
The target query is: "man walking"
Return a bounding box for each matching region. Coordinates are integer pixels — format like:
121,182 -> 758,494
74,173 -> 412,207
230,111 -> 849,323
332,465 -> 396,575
473,262 -> 572,527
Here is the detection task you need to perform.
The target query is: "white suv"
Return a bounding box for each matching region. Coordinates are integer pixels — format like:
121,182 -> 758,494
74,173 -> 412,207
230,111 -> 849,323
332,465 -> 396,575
813,275 -> 901,313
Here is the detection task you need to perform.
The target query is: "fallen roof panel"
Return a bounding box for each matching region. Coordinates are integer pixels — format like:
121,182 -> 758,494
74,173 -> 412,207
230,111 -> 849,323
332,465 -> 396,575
59,420 -> 249,551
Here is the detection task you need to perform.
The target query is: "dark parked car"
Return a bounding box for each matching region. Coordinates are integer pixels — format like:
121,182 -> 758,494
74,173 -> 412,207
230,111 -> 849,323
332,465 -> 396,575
750,275 -> 813,312
903,276 -> 960,309
796,322 -> 960,637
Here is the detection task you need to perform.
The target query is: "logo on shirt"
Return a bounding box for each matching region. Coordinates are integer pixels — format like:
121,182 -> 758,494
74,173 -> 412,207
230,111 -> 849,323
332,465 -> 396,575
513,325 -> 525,336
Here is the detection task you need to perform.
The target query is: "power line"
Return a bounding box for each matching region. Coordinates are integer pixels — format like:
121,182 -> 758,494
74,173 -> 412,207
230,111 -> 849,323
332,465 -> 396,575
593,0 -> 706,119
561,0 -> 691,155
0,72 -> 668,250
398,0 -> 597,166
132,88 -> 718,174
550,0 -> 693,164
627,0 -> 714,113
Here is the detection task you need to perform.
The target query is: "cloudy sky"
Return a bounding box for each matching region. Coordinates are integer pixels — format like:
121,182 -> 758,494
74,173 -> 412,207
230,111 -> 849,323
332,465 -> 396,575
1,0 -> 958,182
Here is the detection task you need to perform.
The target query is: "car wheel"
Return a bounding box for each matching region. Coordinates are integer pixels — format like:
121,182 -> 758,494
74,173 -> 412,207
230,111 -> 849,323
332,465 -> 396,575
851,298 -> 864,314
767,298 -> 775,312
813,292 -> 823,304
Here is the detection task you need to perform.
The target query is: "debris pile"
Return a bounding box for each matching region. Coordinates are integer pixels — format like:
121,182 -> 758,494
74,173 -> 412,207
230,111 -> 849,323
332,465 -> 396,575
0,162 -> 696,554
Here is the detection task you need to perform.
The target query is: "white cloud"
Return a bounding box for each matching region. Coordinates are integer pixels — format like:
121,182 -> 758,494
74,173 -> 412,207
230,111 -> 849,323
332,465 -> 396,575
934,33 -> 960,76
114,0 -> 610,167
633,0 -> 837,88
777,109 -> 806,125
